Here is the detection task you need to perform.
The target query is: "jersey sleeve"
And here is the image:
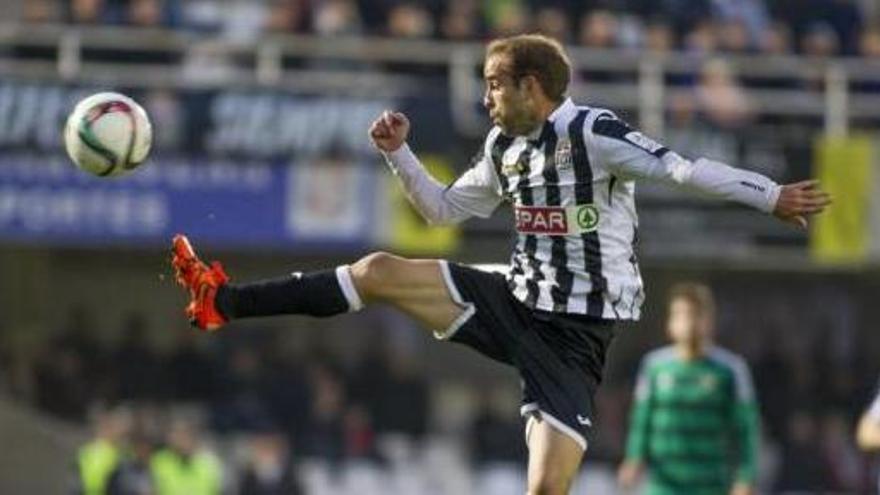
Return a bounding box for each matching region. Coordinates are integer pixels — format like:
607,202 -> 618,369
624,356 -> 654,462
729,356 -> 760,485
382,130 -> 503,225
588,113 -> 781,214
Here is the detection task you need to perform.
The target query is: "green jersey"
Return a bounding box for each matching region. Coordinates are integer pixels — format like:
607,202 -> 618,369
624,346 -> 760,495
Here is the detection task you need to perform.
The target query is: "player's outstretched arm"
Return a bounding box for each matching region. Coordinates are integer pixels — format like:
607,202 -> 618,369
369,110 -> 502,225
590,114 -> 831,227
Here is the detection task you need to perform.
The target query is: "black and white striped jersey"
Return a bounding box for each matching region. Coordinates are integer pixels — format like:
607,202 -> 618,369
384,98 -> 780,320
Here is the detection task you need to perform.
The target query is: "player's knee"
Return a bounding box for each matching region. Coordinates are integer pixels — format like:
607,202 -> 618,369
349,251 -> 401,300
527,469 -> 572,495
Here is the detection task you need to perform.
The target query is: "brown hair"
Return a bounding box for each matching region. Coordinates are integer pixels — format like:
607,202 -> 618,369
668,282 -> 716,320
486,34 -> 572,102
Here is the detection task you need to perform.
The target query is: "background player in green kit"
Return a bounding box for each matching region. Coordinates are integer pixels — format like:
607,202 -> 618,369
618,283 -> 759,495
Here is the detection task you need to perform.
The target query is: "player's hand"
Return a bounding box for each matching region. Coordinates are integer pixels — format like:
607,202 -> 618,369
368,110 -> 410,153
772,179 -> 831,229
730,482 -> 755,495
617,460 -> 644,489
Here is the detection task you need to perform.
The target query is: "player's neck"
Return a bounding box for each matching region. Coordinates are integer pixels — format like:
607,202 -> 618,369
522,98 -> 564,137
676,342 -> 706,361
535,97 -> 562,123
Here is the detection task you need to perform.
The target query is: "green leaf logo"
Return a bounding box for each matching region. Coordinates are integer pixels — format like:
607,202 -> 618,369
576,205 -> 599,231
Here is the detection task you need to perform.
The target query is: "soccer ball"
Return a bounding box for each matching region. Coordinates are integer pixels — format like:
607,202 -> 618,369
64,92 -> 152,177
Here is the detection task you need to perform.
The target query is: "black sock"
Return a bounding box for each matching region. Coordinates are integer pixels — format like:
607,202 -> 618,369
215,268 -> 358,320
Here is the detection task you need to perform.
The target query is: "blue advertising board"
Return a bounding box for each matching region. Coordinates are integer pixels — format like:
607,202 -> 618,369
0,152 -> 379,250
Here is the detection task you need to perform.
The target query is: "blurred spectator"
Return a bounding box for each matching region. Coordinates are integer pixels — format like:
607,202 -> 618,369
386,3 -> 434,39
72,405 -> 133,495
151,415 -> 223,495
313,0 -> 363,37
534,7 -> 571,44
710,0 -> 770,44
21,0 -> 62,23
264,0 -> 311,34
801,22 -> 842,57
631,0 -> 712,35
125,0 -> 180,28
107,427 -> 157,495
683,20 -> 721,56
67,0 -> 106,24
578,9 -> 618,49
181,0 -> 266,41
760,22 -> 794,55
860,25 -> 880,57
487,1 -> 529,37
239,430 -> 303,495
128,0 -> 160,26
643,20 -> 674,55
799,23 -> 841,92
439,0 -> 484,40
718,19 -> 752,53
695,58 -> 752,128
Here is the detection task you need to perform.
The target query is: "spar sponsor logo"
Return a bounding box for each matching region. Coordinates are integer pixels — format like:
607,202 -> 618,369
516,206 -> 568,234
514,204 -> 599,235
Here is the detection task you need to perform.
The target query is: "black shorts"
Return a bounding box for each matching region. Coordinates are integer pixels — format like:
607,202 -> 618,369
437,261 -> 616,450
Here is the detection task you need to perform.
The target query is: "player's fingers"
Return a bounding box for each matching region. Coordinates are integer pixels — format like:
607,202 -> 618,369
798,204 -> 827,215
796,193 -> 830,206
795,179 -> 821,190
390,112 -> 408,126
369,120 -> 389,139
382,110 -> 394,128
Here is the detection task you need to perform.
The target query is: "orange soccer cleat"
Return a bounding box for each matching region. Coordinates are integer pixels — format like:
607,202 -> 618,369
171,234 -> 230,331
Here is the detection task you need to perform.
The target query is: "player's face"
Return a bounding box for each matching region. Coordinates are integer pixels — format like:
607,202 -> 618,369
667,298 -> 710,347
483,54 -> 542,136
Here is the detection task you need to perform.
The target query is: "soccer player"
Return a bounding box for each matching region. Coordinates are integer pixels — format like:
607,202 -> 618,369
618,283 -> 759,495
171,35 -> 828,495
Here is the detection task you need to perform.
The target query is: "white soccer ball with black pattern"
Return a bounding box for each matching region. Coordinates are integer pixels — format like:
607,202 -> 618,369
64,92 -> 152,177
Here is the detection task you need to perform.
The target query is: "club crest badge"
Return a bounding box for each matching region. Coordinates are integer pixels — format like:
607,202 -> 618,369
555,138 -> 573,170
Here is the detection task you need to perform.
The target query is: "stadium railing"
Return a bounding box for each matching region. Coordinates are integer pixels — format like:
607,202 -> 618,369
2,23 -> 880,137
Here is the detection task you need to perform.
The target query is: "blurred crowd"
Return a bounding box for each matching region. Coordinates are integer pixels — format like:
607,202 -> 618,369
0,274 -> 878,493
6,0 -> 880,59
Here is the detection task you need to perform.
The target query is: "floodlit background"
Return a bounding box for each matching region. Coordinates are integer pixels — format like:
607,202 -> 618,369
1,0 -> 879,493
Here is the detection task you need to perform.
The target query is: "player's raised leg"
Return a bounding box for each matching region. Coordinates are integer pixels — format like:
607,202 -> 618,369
171,234 -> 463,334
525,416 -> 585,495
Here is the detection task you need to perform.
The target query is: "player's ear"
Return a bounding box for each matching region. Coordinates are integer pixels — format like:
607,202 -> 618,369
522,74 -> 546,100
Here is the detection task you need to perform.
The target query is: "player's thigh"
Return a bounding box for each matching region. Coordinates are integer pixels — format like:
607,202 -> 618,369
350,252 -> 461,331
526,416 -> 584,495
